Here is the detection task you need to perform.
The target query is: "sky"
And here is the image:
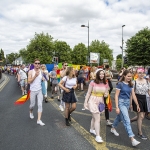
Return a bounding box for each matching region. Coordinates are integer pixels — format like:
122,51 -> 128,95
0,0 -> 150,59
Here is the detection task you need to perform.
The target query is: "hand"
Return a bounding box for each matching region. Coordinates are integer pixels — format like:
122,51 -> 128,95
116,108 -> 120,114
130,104 -> 133,110
35,71 -> 40,77
65,88 -> 70,93
104,92 -> 108,98
137,105 -> 140,112
42,77 -> 45,81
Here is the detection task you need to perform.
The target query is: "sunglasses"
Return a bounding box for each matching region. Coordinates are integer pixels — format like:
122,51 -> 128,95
65,65 -> 68,66
35,63 -> 40,65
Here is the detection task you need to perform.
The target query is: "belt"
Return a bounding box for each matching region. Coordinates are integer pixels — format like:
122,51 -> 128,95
91,92 -> 103,97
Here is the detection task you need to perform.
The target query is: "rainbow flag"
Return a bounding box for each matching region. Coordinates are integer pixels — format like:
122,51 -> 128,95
14,91 -> 30,105
57,69 -> 61,82
106,94 -> 112,112
134,74 -> 138,80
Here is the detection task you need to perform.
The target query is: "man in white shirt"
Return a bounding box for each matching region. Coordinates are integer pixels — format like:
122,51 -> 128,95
18,64 -> 27,95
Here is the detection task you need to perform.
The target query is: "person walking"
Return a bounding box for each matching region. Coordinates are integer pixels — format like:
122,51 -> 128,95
41,64 -> 49,103
84,69 -> 109,143
49,65 -> 60,100
130,68 -> 150,139
28,58 -> 45,126
17,64 -> 28,95
59,62 -> 68,111
111,70 -> 140,147
77,66 -> 85,91
59,67 -> 77,126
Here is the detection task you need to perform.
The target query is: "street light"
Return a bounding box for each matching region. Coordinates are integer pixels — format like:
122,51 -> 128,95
121,25 -> 125,68
81,21 -> 89,65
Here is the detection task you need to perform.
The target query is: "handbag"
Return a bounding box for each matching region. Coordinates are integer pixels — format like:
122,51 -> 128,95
98,102 -> 105,112
41,81 -> 46,95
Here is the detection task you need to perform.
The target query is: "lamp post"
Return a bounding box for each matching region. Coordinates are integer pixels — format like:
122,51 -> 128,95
121,25 -> 125,68
81,21 -> 89,65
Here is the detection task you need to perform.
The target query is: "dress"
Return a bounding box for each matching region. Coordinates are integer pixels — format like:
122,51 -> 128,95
85,81 -> 109,113
132,80 -> 150,112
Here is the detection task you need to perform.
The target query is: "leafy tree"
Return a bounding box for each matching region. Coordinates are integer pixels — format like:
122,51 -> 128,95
116,54 -> 122,60
71,43 -> 87,64
26,32 -> 54,64
116,58 -> 122,71
89,40 -> 113,66
125,27 -> 150,67
54,40 -> 72,63
7,52 -> 19,64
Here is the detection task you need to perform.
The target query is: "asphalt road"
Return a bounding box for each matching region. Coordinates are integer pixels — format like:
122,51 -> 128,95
0,74 -> 150,150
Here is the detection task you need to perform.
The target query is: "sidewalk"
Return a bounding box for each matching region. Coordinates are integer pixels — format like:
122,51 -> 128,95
0,73 -> 5,84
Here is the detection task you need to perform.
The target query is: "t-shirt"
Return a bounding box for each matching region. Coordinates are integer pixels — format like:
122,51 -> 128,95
116,82 -> 133,99
50,71 -> 58,84
78,70 -> 84,78
105,70 -> 113,79
19,69 -> 27,80
62,76 -> 77,89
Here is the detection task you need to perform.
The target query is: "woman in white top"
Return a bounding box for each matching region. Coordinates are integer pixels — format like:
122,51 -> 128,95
41,64 -> 49,103
59,67 -> 77,126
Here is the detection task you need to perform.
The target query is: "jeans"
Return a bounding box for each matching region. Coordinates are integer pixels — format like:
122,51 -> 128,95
112,99 -> 135,138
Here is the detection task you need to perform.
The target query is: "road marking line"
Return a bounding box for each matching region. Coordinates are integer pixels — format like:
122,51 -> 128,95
0,75 -> 10,91
73,111 -> 92,116
48,97 -> 108,150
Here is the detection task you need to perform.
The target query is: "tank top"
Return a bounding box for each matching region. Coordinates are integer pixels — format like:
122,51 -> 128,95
30,69 -> 42,91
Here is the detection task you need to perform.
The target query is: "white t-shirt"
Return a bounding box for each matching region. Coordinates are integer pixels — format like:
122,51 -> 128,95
19,69 -> 27,80
62,76 -> 77,89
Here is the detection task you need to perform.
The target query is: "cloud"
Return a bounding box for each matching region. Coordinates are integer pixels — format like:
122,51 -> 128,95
0,0 -> 150,60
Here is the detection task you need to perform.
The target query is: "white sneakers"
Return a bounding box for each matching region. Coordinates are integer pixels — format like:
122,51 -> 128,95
90,129 -> 96,135
111,128 -> 119,136
95,136 -> 104,143
37,120 -> 45,126
59,105 -> 64,111
30,113 -> 34,119
132,139 -> 140,147
106,120 -> 113,126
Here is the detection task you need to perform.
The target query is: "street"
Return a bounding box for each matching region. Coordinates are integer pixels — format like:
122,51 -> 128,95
0,74 -> 150,150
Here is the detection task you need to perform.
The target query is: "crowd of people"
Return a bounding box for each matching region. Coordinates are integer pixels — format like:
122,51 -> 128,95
1,60 -> 150,147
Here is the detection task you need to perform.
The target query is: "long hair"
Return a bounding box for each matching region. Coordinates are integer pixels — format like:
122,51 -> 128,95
147,68 -> 150,75
94,70 -> 106,84
118,70 -> 133,87
66,66 -> 75,78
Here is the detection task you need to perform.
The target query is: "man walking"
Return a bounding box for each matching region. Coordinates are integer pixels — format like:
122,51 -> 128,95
28,58 -> 45,126
18,64 -> 28,95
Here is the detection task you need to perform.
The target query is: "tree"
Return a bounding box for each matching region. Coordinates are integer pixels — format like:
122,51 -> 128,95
125,27 -> 150,67
116,58 -> 122,71
54,40 -> 72,63
71,43 -> 87,64
116,54 -> 122,60
19,48 -> 28,64
7,52 -> 19,64
26,32 -> 54,64
89,40 -> 113,66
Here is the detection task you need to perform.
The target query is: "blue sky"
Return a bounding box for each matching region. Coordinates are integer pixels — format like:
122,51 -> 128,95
0,0 -> 150,59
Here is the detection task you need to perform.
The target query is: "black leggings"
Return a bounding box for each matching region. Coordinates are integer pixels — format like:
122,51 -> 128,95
108,79 -> 113,94
104,97 -> 109,120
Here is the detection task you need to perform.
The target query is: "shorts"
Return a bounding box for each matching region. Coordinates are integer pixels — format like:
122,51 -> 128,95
78,77 -> 84,84
20,79 -> 27,87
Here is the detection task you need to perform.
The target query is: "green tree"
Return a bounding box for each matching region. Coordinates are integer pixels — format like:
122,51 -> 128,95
7,52 -> 19,64
116,54 -> 122,60
89,40 -> 113,66
54,40 -> 72,63
125,27 -> 150,67
71,43 -> 87,64
26,32 -> 54,64
116,58 -> 122,71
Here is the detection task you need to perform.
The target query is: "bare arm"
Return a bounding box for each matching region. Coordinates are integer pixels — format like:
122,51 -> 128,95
60,70 -> 66,78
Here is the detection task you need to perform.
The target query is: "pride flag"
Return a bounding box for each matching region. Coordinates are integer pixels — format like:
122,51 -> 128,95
106,94 -> 112,112
57,69 -> 61,82
14,91 -> 30,105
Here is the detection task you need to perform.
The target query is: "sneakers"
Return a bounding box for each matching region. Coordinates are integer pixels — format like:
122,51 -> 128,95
111,128 -> 119,136
95,136 -> 103,143
132,139 -> 140,147
30,113 -> 34,119
24,90 -> 27,95
59,105 -> 64,111
138,133 -> 147,140
106,120 -> 113,126
90,129 -> 96,135
37,120 -> 45,126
